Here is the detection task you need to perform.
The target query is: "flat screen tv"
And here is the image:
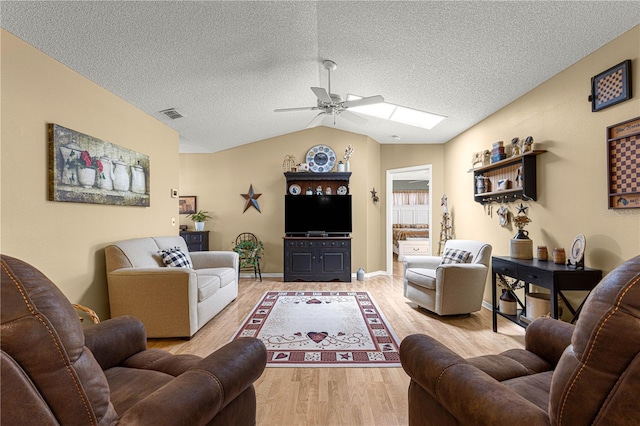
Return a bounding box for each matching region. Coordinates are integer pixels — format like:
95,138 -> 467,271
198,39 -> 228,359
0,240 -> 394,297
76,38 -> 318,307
285,195 -> 352,235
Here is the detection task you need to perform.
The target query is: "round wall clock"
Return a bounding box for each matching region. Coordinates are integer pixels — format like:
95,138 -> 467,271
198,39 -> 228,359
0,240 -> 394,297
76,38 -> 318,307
306,145 -> 336,173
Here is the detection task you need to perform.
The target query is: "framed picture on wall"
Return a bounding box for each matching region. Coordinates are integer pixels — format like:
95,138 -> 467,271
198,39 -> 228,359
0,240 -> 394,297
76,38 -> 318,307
48,123 -> 150,206
591,60 -> 632,112
179,196 -> 197,214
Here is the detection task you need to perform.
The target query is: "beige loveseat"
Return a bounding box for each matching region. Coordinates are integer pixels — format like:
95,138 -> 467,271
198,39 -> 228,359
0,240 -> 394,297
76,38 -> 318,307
105,236 -> 239,338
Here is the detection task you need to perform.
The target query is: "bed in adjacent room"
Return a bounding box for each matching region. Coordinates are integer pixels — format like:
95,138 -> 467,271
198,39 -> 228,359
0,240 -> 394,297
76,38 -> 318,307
393,224 -> 430,259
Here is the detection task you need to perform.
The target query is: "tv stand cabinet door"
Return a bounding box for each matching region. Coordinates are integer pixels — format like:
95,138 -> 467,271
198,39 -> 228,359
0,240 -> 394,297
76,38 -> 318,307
318,240 -> 351,282
284,240 -> 315,281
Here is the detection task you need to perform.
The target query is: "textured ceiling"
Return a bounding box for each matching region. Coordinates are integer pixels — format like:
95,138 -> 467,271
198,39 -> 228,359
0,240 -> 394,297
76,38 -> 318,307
2,1 -> 639,153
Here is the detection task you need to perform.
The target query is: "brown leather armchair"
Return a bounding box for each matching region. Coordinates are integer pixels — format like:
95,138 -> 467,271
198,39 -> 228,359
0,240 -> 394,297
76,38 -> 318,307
1,254 -> 267,425
400,255 -> 640,425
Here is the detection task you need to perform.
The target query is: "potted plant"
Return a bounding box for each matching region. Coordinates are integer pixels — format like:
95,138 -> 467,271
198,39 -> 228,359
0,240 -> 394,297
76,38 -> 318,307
187,210 -> 212,231
233,239 -> 264,269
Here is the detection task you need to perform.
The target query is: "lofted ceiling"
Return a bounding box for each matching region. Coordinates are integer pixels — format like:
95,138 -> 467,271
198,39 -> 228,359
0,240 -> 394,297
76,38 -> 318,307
2,1 -> 639,153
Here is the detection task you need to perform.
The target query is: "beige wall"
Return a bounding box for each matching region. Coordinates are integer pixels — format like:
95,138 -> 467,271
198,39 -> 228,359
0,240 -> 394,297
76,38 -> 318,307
179,128 -> 448,276
444,25 -> 639,304
3,24 -> 638,319
1,30 -> 180,319
179,127 -> 379,274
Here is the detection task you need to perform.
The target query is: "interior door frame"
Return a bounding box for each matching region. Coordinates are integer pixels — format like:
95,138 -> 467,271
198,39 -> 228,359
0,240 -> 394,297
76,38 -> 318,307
385,164 -> 433,275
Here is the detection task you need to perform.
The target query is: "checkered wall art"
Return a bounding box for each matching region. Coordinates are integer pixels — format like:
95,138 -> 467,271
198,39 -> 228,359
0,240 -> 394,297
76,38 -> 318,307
590,60 -> 632,112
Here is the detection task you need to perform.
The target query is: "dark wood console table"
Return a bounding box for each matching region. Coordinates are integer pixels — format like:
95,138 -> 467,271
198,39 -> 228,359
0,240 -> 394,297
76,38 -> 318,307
492,256 -> 602,332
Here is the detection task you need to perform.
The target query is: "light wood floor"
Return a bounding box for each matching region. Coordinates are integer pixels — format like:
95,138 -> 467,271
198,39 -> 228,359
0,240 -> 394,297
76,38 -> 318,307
147,260 -> 525,426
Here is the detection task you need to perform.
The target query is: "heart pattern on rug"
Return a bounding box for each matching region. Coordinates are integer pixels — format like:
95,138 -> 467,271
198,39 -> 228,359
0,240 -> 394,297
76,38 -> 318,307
307,331 -> 328,343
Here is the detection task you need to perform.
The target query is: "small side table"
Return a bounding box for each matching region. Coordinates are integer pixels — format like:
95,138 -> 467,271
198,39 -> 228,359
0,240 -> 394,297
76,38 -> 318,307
179,231 -> 209,252
492,256 -> 602,332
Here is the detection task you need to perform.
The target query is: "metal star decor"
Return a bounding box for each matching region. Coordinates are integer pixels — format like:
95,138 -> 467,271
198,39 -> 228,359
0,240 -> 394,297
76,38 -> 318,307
516,202 -> 528,215
241,184 -> 262,213
370,188 -> 379,203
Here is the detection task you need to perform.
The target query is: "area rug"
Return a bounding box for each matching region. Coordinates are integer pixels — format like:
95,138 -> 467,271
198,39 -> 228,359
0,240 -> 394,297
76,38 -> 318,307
232,291 -> 401,367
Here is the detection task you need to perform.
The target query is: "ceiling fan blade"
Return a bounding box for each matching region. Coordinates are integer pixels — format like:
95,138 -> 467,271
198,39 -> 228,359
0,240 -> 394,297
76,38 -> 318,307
311,87 -> 332,104
340,110 -> 368,126
305,112 -> 326,128
274,106 -> 317,112
342,95 -> 384,108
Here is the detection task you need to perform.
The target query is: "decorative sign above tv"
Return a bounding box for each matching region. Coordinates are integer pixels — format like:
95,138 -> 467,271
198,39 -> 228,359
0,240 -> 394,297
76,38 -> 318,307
48,123 -> 150,207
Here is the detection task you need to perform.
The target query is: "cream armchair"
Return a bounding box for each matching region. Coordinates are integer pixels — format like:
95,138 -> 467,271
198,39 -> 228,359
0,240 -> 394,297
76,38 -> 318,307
403,240 -> 492,316
105,236 -> 239,338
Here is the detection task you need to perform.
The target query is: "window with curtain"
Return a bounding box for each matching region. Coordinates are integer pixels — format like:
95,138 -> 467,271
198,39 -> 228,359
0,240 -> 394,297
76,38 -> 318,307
393,190 -> 429,205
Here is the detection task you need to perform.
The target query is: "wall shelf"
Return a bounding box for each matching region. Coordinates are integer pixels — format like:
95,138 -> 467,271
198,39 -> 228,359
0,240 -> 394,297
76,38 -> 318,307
284,172 -> 351,195
469,150 -> 546,205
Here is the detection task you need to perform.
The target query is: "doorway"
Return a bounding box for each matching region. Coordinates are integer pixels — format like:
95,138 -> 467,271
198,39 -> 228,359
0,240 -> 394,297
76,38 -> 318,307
385,165 -> 432,275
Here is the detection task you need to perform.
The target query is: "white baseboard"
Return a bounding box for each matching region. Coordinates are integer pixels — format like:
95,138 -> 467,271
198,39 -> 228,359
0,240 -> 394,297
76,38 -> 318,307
239,270 -> 391,279
481,300 -> 494,311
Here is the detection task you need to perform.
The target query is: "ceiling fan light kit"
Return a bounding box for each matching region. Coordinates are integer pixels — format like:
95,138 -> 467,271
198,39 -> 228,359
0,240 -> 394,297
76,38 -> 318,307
276,59 -> 447,132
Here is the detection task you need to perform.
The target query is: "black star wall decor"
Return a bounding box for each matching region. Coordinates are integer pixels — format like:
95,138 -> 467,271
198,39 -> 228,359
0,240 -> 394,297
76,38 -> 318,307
241,184 -> 262,213
516,202 -> 528,215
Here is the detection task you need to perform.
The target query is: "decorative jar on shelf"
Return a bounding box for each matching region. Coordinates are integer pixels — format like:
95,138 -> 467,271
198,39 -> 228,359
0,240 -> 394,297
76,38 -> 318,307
499,289 -> 517,315
131,163 -> 146,194
113,160 -> 130,192
98,156 -> 114,190
78,167 -> 96,188
60,141 -> 83,186
475,176 -> 489,194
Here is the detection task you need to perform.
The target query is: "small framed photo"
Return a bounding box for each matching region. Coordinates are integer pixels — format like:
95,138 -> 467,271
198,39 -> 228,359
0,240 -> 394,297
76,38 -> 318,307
179,196 -> 197,214
591,60 -> 632,112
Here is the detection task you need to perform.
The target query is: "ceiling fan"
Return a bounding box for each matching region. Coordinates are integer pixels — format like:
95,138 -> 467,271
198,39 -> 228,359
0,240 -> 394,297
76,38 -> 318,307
275,60 -> 384,128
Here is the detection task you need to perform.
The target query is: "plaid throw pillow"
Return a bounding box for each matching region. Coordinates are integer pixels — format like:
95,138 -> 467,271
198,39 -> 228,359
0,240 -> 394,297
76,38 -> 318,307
159,247 -> 193,268
441,248 -> 471,265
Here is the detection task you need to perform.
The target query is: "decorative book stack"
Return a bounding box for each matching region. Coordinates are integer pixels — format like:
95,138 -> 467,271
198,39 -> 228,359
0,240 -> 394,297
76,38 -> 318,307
491,141 -> 507,163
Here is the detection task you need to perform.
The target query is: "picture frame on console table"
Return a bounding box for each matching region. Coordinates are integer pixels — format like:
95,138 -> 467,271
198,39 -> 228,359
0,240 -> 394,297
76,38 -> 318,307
607,116 -> 640,209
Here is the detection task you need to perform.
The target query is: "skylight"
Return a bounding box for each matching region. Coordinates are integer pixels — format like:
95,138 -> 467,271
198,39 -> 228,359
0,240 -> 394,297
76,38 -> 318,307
346,94 -> 446,130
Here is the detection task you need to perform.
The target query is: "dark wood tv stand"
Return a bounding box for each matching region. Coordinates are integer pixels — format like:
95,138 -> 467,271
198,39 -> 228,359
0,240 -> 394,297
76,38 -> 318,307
283,236 -> 351,282
283,172 -> 352,282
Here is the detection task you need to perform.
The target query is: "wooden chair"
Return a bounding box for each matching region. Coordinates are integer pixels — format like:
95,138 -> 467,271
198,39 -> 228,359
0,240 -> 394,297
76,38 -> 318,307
235,233 -> 262,281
